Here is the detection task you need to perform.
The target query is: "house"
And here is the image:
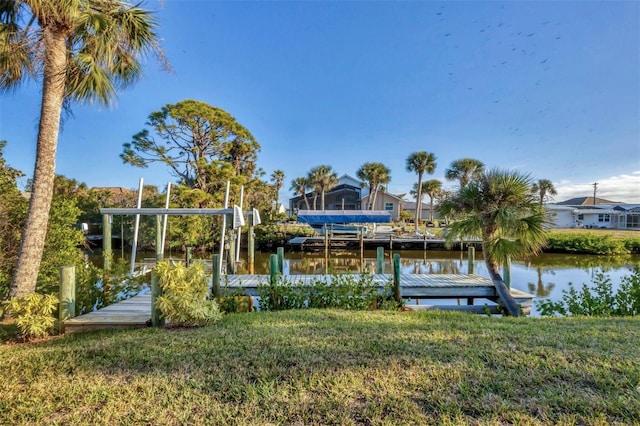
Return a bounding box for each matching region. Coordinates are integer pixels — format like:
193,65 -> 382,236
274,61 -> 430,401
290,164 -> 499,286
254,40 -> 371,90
546,201 -> 640,230
360,191 -> 404,221
289,175 -> 363,212
402,201 -> 439,223
288,175 -> 405,221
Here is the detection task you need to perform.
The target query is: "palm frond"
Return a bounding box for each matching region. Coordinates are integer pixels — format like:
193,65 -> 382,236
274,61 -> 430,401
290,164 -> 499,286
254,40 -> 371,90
0,8 -> 38,90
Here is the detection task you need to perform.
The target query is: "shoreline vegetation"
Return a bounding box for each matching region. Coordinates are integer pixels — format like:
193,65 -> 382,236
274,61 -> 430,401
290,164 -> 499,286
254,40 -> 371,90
256,224 -> 640,255
1,310 -> 638,424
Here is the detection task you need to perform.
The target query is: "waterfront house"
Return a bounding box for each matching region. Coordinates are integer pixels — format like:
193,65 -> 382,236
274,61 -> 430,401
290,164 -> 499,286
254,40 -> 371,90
401,201 -> 438,223
360,191 -> 404,221
289,174 -> 363,213
546,199 -> 640,230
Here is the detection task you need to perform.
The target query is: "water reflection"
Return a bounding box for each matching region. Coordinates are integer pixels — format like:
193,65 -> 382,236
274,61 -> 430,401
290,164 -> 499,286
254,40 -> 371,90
526,267 -> 555,298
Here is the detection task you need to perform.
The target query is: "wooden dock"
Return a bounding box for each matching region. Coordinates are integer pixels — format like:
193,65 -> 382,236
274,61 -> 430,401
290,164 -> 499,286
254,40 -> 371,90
63,274 -> 533,332
287,235 -> 480,251
64,293 -> 152,333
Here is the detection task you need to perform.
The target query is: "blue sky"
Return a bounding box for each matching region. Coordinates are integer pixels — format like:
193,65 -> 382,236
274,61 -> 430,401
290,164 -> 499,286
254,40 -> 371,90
1,0 -> 639,203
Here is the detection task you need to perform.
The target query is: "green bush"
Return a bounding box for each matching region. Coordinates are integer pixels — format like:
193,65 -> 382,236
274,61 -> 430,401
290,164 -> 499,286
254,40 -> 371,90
154,261 -> 222,327
536,267 -> 640,316
257,273 -> 399,312
217,285 -> 254,313
3,293 -> 59,339
254,223 -> 314,248
623,236 -> 640,254
545,233 -> 629,255
257,276 -> 306,311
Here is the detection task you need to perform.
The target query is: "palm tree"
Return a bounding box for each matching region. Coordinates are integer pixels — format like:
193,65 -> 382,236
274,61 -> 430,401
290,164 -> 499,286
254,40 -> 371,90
270,169 -> 285,212
444,158 -> 485,188
410,180 -> 441,223
438,169 -> 549,316
290,177 -> 310,210
406,151 -> 437,225
423,179 -> 442,222
356,162 -> 391,210
531,179 -> 557,208
308,165 -> 338,210
1,1 -> 164,298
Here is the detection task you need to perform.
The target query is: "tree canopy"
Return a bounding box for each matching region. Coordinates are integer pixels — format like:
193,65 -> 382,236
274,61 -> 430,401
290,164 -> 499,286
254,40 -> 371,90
356,162 -> 391,210
531,179 -> 557,207
307,165 -> 338,210
121,99 -> 260,194
444,158 -> 485,188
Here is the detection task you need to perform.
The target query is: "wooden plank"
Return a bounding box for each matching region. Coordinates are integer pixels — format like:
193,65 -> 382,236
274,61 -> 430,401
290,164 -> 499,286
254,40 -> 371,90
64,293 -> 151,333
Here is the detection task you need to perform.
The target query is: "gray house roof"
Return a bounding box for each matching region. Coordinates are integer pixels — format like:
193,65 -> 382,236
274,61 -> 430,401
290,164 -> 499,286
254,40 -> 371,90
555,196 -> 621,205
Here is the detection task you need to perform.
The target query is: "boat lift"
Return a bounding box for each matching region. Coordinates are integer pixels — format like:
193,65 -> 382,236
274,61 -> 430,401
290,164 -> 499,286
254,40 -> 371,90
99,206 -> 261,276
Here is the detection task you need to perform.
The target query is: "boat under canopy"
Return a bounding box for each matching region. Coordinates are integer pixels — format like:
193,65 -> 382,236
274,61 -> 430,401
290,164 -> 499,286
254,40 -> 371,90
296,210 -> 391,224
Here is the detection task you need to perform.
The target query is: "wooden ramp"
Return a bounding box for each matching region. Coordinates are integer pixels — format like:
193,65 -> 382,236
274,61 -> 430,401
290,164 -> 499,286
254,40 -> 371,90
64,293 -> 151,333
64,274 -> 534,333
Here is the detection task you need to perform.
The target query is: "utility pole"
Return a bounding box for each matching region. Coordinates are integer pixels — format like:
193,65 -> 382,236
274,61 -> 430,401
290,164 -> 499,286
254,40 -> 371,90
592,182 -> 598,205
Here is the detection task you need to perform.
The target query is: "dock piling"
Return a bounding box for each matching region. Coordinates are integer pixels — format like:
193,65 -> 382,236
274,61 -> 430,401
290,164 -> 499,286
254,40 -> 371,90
503,257 -> 511,288
59,265 -> 76,333
151,216 -> 165,326
468,246 -> 475,275
102,213 -> 112,273
277,247 -> 284,274
376,247 -> 384,274
393,253 -> 401,303
269,254 -> 279,285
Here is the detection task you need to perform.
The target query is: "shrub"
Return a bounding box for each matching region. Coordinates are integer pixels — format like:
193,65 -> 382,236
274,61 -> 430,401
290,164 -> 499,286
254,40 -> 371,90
254,223 -> 314,249
257,273 -> 399,311
257,276 -> 306,311
545,233 -> 629,255
154,261 -> 222,327
218,284 -> 254,313
536,267 -> 640,316
3,293 -> 59,339
218,295 -> 254,313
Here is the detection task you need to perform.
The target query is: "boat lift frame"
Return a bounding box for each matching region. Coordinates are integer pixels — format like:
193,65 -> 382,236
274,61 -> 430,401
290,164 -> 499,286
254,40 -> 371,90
99,207 -> 261,275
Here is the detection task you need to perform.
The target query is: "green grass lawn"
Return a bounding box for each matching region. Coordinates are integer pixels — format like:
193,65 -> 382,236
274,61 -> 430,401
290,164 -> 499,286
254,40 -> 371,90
2,310 -> 639,425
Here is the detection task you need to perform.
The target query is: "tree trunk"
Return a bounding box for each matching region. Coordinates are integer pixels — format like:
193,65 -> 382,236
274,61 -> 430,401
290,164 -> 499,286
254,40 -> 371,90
10,28 -> 67,298
429,195 -> 434,222
303,194 -> 310,210
371,188 -> 378,210
321,190 -> 325,210
415,174 -> 423,225
484,256 -> 521,317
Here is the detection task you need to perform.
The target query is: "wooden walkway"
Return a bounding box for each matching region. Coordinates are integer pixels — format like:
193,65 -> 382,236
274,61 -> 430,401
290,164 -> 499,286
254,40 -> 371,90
287,235 -> 480,251
64,274 -> 534,333
64,293 -> 151,333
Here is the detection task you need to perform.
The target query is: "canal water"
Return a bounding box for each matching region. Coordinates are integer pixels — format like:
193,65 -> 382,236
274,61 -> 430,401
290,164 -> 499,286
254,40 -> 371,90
103,248 -> 640,316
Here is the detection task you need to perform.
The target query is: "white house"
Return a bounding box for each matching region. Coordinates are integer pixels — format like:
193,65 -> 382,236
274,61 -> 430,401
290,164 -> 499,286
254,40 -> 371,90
546,202 -> 640,230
